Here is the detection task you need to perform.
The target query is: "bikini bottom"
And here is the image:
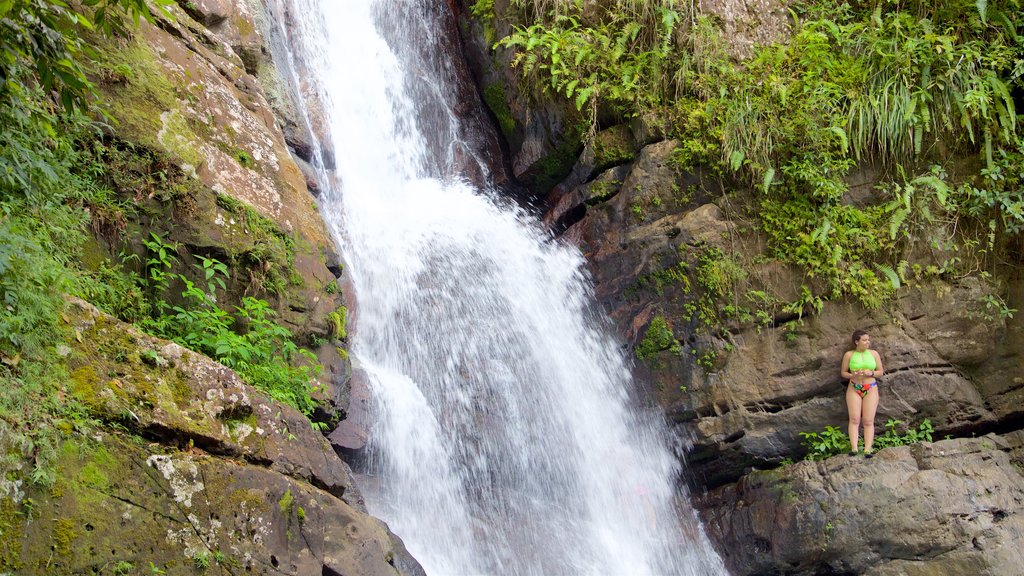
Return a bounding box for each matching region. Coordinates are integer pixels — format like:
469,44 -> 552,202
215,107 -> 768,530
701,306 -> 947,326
851,380 -> 877,398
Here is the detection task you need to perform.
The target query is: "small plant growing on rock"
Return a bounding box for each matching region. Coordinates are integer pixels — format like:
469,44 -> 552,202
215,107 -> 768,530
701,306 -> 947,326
799,425 -> 850,460
800,419 -> 934,460
635,315 -> 681,360
233,150 -> 254,169
326,306 -> 347,340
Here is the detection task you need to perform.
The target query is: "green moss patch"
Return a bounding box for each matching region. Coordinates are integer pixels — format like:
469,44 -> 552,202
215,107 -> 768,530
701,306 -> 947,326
636,315 -> 681,361
483,83 -> 515,140
0,498 -> 24,572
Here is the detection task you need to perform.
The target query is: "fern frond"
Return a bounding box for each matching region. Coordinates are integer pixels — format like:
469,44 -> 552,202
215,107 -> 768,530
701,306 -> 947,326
874,263 -> 901,290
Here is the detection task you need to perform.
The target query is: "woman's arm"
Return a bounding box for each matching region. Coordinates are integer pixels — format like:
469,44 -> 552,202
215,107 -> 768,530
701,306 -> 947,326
871,350 -> 884,378
840,351 -> 854,379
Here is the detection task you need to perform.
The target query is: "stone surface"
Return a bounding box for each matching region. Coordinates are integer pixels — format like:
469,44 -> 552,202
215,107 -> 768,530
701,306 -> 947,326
64,298 -> 355,502
92,4 -> 332,262
545,136 -> 1021,491
1,298 -> 422,575
672,278 -> 1012,489
697,0 -> 791,58
90,2 -> 351,407
12,435 -> 418,575
697,435 -> 1024,576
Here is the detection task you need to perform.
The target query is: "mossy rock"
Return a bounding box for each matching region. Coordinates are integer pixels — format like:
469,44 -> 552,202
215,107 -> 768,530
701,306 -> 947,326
592,125 -> 637,172
8,434 -> 412,575
62,298 -> 356,498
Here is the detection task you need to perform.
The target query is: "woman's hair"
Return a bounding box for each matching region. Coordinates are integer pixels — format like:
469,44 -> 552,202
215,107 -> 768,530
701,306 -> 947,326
851,329 -> 869,347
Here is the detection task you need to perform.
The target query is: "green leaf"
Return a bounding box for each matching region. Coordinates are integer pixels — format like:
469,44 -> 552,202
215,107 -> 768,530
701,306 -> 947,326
874,263 -> 901,290
762,167 -> 775,194
827,126 -> 848,154
729,149 -> 745,171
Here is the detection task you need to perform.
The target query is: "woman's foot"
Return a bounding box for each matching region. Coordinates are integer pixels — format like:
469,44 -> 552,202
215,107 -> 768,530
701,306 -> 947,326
848,451 -> 858,456
864,450 -> 874,459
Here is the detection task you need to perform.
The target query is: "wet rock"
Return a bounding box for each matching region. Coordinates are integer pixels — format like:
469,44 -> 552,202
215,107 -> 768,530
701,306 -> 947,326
91,4 -> 353,409
328,371 -> 374,454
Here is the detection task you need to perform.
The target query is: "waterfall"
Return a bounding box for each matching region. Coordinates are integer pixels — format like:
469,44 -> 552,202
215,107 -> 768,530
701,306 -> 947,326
269,1 -> 728,574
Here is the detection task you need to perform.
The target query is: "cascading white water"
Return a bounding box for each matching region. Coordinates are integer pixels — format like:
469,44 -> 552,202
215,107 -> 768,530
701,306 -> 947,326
270,1 -> 728,574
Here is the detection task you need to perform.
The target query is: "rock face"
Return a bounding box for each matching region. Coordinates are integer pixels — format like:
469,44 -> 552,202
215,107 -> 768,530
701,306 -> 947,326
535,126 -> 1024,572
89,2 -> 351,405
548,133 -> 1022,488
458,3 -> 580,199
696,0 -> 791,57
2,299 -> 423,575
0,2 -> 425,572
698,434 -> 1024,576
676,277 -> 1014,489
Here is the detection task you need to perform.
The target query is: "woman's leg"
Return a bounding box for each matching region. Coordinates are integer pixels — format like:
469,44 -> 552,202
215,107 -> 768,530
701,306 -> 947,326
862,385 -> 880,453
846,385 -> 862,453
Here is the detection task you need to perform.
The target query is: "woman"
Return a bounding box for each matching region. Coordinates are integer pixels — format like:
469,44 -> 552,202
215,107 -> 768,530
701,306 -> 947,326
840,330 -> 884,457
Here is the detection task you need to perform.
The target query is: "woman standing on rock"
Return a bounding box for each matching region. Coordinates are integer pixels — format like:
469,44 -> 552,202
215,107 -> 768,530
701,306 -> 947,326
841,330 -> 884,457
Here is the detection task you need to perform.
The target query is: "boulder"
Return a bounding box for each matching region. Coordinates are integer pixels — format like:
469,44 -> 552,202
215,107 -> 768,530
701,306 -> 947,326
697,434 -> 1024,576
1,298 -> 423,575
64,298 -> 355,502
11,436 -> 422,575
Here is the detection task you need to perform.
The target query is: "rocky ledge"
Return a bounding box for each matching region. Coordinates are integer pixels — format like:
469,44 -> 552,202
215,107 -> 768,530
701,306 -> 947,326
698,433 -> 1024,575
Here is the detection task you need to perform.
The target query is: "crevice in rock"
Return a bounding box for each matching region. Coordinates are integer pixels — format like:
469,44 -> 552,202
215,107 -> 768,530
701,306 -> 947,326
139,422 -> 241,458
551,202 -> 587,235
724,430 -> 746,443
885,362 -> 958,375
89,486 -> 183,524
772,357 -> 824,378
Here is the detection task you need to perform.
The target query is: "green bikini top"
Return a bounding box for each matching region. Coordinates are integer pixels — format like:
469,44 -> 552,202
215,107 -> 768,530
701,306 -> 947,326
849,350 -> 877,371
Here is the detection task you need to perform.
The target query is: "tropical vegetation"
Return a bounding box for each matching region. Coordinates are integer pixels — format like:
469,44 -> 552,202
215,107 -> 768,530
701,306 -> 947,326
479,0 -> 1023,316
0,0 -> 322,487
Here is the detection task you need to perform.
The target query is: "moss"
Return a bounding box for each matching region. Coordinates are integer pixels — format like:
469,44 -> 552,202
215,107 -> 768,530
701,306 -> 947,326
69,365 -> 102,408
0,498 -> 24,571
483,83 -> 515,140
157,109 -> 206,168
214,192 -> 297,295
635,315 -> 681,361
92,40 -> 191,155
327,306 -> 347,340
234,14 -> 256,39
593,126 -> 635,170
78,462 -> 109,491
17,438 -> 165,571
51,517 -> 77,557
78,445 -> 114,491
278,489 -> 294,515
226,488 -> 266,512
234,149 -> 255,169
